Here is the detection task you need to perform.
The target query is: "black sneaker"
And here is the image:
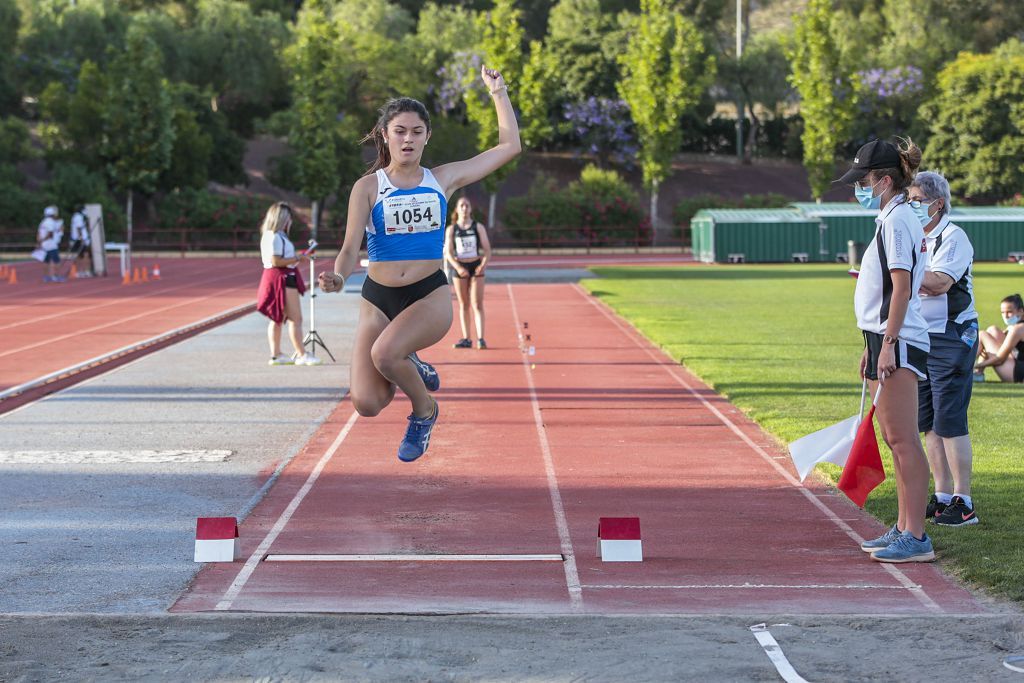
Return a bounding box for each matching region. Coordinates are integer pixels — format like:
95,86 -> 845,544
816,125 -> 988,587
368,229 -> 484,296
934,496 -> 979,527
477,338 -> 487,349
453,338 -> 472,348
925,494 -> 947,521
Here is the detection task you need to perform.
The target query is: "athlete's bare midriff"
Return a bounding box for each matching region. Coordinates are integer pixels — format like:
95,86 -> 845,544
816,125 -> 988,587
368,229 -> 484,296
367,259 -> 442,287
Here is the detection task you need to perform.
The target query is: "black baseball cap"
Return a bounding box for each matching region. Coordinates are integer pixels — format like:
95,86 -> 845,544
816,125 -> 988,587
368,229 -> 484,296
836,140 -> 901,184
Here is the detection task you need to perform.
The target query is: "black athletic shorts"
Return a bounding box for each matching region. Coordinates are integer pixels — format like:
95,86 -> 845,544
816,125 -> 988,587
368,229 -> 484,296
918,320 -> 977,437
284,270 -> 298,289
863,330 -> 928,381
452,259 -> 483,279
71,239 -> 89,256
361,270 -> 448,321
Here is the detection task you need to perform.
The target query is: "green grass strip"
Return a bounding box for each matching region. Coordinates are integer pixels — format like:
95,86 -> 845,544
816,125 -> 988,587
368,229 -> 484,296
586,263 -> 1024,602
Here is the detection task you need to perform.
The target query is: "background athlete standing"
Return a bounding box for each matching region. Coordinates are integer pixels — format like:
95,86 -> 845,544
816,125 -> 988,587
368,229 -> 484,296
445,196 -> 492,350
320,66 -> 520,462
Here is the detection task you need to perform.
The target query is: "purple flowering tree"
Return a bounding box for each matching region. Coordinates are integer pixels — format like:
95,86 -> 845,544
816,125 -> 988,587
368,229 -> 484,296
855,65 -> 925,138
561,97 -> 638,168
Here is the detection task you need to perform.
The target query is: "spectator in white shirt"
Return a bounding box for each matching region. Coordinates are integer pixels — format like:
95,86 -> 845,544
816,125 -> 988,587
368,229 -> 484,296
69,206 -> 94,277
909,172 -> 980,527
37,206 -> 64,283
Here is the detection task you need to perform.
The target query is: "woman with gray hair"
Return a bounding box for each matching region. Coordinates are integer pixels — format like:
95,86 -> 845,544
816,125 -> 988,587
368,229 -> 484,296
908,171 -> 980,527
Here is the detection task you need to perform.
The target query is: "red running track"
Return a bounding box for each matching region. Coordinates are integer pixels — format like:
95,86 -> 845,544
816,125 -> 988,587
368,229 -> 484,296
174,283 -> 985,616
0,257 -> 262,396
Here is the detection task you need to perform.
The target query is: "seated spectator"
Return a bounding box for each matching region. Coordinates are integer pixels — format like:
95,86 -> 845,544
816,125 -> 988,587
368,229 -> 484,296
975,294 -> 1024,383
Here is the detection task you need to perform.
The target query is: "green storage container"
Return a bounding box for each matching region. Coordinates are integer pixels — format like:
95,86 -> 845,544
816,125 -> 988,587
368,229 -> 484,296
948,208 -> 1024,261
790,202 -> 877,263
691,209 -> 823,263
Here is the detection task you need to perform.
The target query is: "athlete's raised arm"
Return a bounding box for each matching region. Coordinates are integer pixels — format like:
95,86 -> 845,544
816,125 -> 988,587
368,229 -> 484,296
433,66 -> 521,196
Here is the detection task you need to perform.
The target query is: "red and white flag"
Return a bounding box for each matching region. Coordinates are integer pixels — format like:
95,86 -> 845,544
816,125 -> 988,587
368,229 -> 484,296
837,387 -> 886,507
788,381 -> 868,482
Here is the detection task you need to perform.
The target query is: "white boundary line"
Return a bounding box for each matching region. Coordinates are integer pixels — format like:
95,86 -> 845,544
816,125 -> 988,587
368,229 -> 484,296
214,410 -> 360,611
750,623 -> 811,683
265,554 -> 564,562
507,284 -> 583,611
573,284 -> 943,614
585,583 -> 918,590
0,267 -> 245,334
0,282 -> 255,360
0,302 -> 254,402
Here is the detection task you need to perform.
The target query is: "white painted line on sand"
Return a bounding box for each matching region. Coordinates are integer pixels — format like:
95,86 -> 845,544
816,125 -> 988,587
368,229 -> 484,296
507,283 -> 583,612
214,410 -> 359,611
574,284 -> 943,614
750,623 -> 812,683
265,554 -> 564,562
0,449 -> 231,464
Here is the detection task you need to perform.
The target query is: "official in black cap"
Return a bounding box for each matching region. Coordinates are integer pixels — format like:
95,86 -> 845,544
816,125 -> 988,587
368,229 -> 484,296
841,138 -> 938,563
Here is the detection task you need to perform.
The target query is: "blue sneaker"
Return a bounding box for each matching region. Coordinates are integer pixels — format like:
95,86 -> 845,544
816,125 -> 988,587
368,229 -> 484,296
860,523 -> 902,553
408,352 -> 440,392
398,399 -> 438,462
871,531 -> 935,563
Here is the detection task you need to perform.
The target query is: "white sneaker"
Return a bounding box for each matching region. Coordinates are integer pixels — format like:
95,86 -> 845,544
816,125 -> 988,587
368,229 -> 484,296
295,353 -> 322,366
268,354 -> 294,366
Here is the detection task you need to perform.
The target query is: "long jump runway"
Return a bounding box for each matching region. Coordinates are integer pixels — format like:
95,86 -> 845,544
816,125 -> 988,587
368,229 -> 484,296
174,283 -> 985,616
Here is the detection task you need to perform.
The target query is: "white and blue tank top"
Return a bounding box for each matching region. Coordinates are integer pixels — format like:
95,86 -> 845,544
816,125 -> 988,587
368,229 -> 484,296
365,168 -> 447,262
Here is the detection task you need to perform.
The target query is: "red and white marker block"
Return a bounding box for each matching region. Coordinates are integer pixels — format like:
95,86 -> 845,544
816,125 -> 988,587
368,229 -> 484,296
597,517 -> 642,562
194,517 -> 239,562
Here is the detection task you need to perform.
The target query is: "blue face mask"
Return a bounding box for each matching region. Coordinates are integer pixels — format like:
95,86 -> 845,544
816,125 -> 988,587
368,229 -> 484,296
909,199 -> 935,226
854,180 -> 882,210
1005,315 -> 1022,326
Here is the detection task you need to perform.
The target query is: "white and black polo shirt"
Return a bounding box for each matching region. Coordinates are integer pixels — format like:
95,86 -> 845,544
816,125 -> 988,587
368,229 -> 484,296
854,196 -> 930,352
920,215 -> 977,333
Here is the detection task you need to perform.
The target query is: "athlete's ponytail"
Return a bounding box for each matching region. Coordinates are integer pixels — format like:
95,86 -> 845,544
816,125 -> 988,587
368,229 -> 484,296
1003,293 -> 1024,311
361,97 -> 432,175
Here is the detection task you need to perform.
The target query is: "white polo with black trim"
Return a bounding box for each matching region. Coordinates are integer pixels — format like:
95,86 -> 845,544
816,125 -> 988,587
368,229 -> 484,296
854,196 -> 930,352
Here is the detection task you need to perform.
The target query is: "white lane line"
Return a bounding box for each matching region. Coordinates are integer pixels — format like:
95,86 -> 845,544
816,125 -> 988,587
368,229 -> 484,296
265,554 -> 564,562
507,283 -> 583,611
0,302 -> 253,402
750,623 -> 812,683
574,284 -> 943,614
584,583 -> 919,590
0,282 -> 255,359
0,450 -> 231,464
0,267 -> 245,333
214,409 -> 359,611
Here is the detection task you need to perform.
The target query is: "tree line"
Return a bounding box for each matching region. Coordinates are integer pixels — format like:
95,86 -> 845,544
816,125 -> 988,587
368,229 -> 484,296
1,0 -> 1022,239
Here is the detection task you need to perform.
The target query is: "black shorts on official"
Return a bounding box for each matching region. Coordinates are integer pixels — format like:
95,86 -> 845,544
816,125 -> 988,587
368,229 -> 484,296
70,239 -> 89,256
284,271 -> 298,289
918,320 -> 977,437
452,259 -> 482,279
863,330 -> 928,381
361,270 -> 448,321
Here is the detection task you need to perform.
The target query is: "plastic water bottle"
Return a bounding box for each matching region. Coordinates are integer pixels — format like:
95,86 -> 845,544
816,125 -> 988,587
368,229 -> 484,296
961,322 -> 978,348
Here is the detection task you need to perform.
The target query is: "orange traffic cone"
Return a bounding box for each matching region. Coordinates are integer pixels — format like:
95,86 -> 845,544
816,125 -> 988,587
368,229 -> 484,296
0,265 -> 7,278
122,270 -> 131,285
70,263 -> 78,278
152,263 -> 161,280
9,268 -> 17,285
132,267 -> 141,284
141,267 -> 149,282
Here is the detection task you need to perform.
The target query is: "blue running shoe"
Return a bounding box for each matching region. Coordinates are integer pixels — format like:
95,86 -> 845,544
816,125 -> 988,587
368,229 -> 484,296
408,352 -> 440,392
398,399 -> 438,462
871,531 -> 935,563
860,523 -> 902,553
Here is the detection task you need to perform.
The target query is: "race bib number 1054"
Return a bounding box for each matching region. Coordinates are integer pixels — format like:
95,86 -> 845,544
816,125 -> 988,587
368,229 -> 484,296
383,193 -> 442,235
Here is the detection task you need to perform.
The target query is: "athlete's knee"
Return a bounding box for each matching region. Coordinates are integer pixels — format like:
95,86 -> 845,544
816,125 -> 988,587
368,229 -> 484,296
369,341 -> 402,375
351,389 -> 392,417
